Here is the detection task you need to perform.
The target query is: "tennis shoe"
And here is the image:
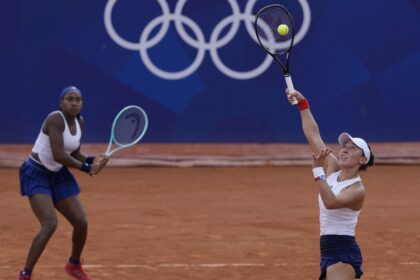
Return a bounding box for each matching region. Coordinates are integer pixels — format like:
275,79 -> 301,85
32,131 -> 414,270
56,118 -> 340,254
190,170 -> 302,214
17,272 -> 31,280
65,262 -> 91,280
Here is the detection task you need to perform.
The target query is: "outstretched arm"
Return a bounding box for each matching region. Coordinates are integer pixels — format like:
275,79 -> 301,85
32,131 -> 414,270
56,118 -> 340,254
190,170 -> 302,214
287,91 -> 339,175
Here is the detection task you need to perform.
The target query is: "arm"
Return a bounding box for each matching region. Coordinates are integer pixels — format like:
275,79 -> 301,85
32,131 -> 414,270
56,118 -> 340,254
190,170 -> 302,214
69,117 -> 94,163
74,116 -> 110,173
288,91 -> 339,175
44,113 -> 85,169
71,146 -> 89,163
44,113 -> 108,175
319,181 -> 365,210
71,116 -> 88,163
312,149 -> 365,210
71,146 -> 109,173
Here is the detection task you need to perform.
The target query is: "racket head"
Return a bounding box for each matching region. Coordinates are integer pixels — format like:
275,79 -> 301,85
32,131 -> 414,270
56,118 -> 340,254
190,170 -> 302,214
254,4 -> 295,57
106,105 -> 149,156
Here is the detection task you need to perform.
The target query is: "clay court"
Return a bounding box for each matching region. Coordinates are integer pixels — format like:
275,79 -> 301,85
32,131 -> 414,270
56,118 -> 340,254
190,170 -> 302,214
1,145 -> 420,279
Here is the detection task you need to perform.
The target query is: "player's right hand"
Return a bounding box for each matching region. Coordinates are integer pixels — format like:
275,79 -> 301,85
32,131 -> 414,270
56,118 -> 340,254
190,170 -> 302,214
285,89 -> 305,104
89,163 -> 101,176
90,155 -> 109,176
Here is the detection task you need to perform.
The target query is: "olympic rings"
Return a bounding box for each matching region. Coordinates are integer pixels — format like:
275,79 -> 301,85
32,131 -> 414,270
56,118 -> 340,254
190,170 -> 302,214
104,0 -> 311,80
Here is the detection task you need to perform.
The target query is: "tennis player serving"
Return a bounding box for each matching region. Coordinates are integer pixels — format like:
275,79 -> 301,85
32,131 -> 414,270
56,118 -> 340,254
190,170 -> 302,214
287,90 -> 374,280
17,86 -> 109,280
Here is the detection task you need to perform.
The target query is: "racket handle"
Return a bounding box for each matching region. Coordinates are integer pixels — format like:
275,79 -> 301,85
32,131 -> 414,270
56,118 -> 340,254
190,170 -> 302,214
285,75 -> 298,105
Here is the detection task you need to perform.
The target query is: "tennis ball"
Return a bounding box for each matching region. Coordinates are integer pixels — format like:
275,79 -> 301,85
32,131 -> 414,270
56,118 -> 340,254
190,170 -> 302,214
277,24 -> 289,36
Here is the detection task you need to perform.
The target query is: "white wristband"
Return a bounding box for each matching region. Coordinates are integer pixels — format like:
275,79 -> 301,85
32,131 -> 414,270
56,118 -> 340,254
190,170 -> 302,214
312,167 -> 325,179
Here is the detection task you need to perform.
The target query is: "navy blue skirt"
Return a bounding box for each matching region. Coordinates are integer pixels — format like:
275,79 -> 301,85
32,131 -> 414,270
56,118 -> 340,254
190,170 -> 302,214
19,157 -> 80,203
319,235 -> 363,279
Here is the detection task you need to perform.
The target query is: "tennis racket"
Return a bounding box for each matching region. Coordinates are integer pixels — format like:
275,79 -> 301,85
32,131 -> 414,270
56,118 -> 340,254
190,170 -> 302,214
254,4 -> 298,105
105,105 -> 149,156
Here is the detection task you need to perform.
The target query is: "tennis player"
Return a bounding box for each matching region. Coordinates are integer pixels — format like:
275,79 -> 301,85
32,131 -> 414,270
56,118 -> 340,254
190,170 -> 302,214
17,86 -> 109,280
287,90 -> 374,280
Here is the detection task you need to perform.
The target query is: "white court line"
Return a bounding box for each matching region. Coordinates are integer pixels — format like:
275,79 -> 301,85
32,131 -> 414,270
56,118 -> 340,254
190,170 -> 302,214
0,263 -> 290,269
158,263 -> 266,268
1,262 -> 418,270
400,262 -> 419,265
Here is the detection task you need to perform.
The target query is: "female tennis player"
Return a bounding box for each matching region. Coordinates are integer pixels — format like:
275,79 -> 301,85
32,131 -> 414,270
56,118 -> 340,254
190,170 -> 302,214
17,86 -> 109,280
287,90 -> 374,280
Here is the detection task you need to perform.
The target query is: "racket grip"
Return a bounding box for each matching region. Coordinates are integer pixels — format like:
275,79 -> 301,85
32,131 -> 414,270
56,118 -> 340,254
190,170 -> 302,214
285,75 -> 298,105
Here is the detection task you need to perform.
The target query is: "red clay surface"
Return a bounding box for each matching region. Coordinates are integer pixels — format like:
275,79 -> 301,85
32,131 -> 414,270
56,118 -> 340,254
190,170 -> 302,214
2,143 -> 420,167
1,165 -> 420,279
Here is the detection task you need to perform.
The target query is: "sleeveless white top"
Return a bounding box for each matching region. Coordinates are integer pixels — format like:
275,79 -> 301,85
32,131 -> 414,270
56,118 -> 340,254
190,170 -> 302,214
318,171 -> 362,236
32,111 -> 81,171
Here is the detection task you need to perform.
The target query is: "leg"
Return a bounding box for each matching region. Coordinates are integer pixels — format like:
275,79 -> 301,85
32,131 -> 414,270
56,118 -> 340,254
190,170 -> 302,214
55,196 -> 88,260
24,194 -> 58,270
326,262 -> 356,280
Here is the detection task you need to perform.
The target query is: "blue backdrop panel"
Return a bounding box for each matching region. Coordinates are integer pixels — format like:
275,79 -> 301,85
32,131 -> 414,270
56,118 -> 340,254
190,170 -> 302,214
1,0 -> 420,143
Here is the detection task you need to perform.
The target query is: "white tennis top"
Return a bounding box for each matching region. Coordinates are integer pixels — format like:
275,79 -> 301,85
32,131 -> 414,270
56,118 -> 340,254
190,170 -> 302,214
318,171 -> 362,236
32,111 -> 81,171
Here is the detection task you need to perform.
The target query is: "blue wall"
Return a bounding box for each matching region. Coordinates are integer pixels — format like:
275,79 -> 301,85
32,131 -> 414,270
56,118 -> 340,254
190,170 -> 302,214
2,0 -> 420,143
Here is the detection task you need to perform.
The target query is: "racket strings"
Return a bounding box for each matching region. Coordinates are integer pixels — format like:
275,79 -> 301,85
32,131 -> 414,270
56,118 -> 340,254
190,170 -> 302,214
256,6 -> 294,54
113,107 -> 148,146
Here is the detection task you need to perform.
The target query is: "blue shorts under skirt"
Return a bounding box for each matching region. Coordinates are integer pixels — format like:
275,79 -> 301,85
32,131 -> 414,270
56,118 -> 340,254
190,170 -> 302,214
19,157 -> 80,203
319,235 -> 363,280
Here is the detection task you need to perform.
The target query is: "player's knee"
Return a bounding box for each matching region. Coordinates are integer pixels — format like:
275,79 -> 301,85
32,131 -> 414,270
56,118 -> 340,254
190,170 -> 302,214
41,218 -> 58,235
73,216 -> 88,230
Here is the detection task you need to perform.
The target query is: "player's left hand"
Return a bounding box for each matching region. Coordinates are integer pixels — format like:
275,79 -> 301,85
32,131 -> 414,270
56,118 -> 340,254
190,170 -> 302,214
312,148 -> 332,168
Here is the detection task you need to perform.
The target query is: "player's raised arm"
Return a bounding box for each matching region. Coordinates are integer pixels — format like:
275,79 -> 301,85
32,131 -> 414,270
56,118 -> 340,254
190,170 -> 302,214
287,90 -> 339,175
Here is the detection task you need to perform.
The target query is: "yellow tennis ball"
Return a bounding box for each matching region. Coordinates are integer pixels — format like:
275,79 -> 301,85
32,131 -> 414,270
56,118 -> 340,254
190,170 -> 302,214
277,24 -> 289,36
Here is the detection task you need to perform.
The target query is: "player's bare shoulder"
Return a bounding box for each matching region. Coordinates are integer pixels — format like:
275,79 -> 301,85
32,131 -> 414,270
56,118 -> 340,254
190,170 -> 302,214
42,111 -> 65,134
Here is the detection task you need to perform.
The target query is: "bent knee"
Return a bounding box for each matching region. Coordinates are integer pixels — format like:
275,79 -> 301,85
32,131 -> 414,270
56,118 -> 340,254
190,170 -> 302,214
41,218 -> 58,235
73,216 -> 88,230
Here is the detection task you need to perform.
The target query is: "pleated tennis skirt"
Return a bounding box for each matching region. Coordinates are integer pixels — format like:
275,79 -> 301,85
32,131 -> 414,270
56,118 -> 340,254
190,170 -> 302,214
319,234 -> 363,279
19,157 -> 80,203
